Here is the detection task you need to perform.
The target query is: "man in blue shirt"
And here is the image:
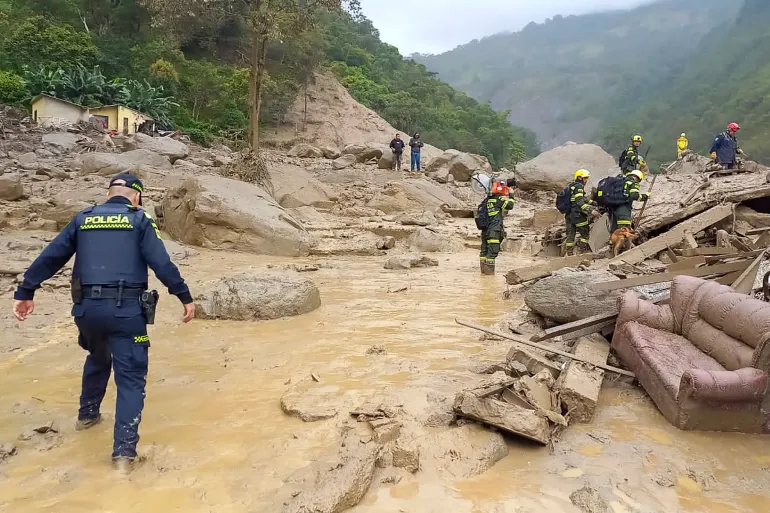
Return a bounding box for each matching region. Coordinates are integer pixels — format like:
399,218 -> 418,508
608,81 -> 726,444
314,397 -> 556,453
710,122 -> 743,170
13,173 -> 195,469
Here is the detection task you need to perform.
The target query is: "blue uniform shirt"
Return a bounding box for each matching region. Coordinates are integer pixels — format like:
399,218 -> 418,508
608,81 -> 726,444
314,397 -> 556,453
14,196 -> 192,304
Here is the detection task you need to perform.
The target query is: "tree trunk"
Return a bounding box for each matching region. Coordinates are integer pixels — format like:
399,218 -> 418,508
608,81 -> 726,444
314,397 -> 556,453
303,79 -> 309,132
249,30 -> 270,150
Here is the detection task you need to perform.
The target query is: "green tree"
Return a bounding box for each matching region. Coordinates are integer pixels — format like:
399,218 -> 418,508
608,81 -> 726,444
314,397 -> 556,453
0,71 -> 27,105
2,16 -> 99,71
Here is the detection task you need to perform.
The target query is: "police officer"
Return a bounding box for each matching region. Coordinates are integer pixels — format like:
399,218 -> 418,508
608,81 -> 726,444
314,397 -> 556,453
564,169 -> 600,256
479,178 -> 516,275
12,173 -> 195,468
611,169 -> 650,232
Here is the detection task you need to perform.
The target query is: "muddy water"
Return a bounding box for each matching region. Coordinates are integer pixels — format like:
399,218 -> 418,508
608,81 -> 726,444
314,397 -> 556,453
1,250 -> 769,513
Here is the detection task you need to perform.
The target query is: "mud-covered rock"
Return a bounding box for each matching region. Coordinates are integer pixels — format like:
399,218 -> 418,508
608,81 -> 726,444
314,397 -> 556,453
383,254 -> 439,270
124,133 -> 189,163
570,486 -> 610,513
81,149 -> 173,176
0,173 -> 24,200
280,387 -> 339,422
516,142 -> 617,193
332,154 -> 357,170
161,175 -> 313,256
420,424 -> 508,478
397,211 -> 436,226
342,142 -> 388,163
425,149 -> 492,182
320,145 -> 341,159
524,268 -> 621,323
42,132 -> 81,152
367,180 -> 464,214
287,143 -> 324,159
408,227 -> 462,253
392,437 -> 420,473
195,270 -> 321,320
270,163 -> 333,208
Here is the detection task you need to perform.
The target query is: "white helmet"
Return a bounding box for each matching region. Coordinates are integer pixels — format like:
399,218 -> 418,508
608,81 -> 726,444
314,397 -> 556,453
471,173 -> 492,196
681,133 -> 686,137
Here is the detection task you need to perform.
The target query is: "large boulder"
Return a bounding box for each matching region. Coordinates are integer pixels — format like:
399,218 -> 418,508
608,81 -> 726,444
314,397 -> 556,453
408,227 -> 462,253
42,132 -> 81,152
342,142 -> 388,163
123,133 -> 189,163
195,271 -> 320,320
332,154 -> 357,170
81,150 -> 173,176
42,188 -> 105,228
161,175 -> 314,256
320,145 -> 341,159
426,149 -> 493,182
270,163 -> 334,209
524,268 -> 621,323
367,179 -> 465,214
377,149 -> 396,170
0,173 -> 24,201
516,142 -> 618,193
287,143 -> 324,159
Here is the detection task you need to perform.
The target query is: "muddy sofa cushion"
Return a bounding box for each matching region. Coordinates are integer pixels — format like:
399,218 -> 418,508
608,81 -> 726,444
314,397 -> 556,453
616,290 -> 675,332
684,320 -> 755,371
619,321 -> 725,397
669,276 -> 722,334
697,290 -> 770,350
680,368 -> 769,403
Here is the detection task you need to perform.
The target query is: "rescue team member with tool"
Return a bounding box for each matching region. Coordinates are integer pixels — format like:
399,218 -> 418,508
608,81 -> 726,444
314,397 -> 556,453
710,122 -> 743,170
13,173 -> 195,470
475,177 -> 516,275
557,169 -> 600,256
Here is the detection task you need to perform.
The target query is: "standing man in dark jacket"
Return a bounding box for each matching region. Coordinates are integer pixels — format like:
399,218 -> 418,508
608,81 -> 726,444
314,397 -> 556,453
710,123 -> 743,170
389,133 -> 405,171
409,133 -> 424,172
13,173 -> 195,469
564,169 -> 600,256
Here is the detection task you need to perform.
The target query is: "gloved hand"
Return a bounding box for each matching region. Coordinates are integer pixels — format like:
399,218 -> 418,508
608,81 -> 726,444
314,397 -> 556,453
591,210 -> 601,220
711,152 -> 717,160
737,148 -> 745,155
642,192 -> 651,201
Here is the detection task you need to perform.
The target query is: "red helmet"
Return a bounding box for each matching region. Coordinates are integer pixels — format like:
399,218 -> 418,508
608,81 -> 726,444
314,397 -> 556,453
728,123 -> 740,131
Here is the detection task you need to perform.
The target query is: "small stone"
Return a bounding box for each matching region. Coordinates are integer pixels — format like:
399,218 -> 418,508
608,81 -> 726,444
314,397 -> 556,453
366,345 -> 386,355
392,437 -> 420,473
370,419 -> 401,444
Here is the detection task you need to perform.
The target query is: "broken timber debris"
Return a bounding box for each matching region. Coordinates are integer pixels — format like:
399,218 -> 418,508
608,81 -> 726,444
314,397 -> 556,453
590,261 -> 751,292
457,319 -> 635,377
453,392 -> 551,445
731,250 -> 768,294
611,204 -> 734,265
556,334 -> 609,423
506,254 -> 595,285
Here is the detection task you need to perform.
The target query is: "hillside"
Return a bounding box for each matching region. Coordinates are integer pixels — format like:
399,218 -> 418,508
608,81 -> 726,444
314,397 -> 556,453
418,0 -> 742,152
629,0 -> 770,164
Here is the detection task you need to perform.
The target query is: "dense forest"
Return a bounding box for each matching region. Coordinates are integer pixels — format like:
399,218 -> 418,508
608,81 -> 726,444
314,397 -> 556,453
0,0 -> 539,169
418,0 -> 760,166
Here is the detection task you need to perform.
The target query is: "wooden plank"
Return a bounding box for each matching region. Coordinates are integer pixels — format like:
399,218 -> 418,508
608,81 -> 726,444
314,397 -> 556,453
611,204 -> 734,265
704,249 -> 764,264
456,319 -> 635,377
666,256 -> 706,272
681,247 -> 739,257
746,227 -> 770,235
756,231 -> 770,250
666,246 -> 679,263
714,271 -> 744,285
731,251 -> 767,294
505,254 -> 596,285
590,261 -> 751,292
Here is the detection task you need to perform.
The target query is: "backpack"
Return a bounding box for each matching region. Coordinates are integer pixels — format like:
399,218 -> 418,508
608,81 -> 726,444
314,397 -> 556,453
475,198 -> 490,230
555,185 -> 572,214
595,175 -> 626,207
618,148 -> 628,167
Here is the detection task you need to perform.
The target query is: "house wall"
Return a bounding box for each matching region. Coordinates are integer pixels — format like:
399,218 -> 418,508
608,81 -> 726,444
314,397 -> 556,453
31,97 -> 88,128
87,106 -> 119,132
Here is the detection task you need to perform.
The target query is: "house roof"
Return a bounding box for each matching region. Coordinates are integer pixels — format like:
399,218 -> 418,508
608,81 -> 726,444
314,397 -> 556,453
31,93 -> 85,109
31,94 -> 154,121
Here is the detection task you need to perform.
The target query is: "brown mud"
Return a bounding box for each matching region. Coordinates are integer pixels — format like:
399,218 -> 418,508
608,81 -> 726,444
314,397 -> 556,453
1,247 -> 769,513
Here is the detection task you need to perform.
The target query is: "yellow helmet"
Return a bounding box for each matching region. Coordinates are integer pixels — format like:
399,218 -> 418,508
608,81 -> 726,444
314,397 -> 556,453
630,170 -> 644,181
574,169 -> 591,180
632,135 -> 643,143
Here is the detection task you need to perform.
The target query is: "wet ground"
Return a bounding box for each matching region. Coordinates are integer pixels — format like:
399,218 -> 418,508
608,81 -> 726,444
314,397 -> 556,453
1,247 -> 769,513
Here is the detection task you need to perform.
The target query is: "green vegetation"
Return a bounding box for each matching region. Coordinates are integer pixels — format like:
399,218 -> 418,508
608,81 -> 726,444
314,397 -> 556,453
418,0 -> 747,166
0,0 -> 537,165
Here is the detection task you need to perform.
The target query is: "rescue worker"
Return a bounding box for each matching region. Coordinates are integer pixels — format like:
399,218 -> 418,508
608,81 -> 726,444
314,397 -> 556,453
12,173 -> 195,468
710,123 -> 743,170
479,178 -> 516,275
677,133 -> 689,159
564,169 -> 600,256
610,169 -> 650,232
619,135 -> 648,175
389,133 -> 405,171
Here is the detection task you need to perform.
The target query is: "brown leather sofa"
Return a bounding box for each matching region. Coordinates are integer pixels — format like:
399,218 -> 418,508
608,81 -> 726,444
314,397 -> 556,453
612,276 -> 770,433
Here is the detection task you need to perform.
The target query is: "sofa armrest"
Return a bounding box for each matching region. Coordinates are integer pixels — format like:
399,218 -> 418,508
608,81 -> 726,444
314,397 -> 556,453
752,337 -> 770,372
679,368 -> 769,403
616,290 -> 675,333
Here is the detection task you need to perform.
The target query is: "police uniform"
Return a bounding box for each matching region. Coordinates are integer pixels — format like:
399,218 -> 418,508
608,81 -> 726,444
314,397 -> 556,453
14,174 -> 192,461
479,193 -> 515,275
610,175 -> 648,232
564,181 -> 595,255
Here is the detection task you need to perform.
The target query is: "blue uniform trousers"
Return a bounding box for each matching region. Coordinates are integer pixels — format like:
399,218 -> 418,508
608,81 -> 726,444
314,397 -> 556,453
74,297 -> 149,459
411,152 -> 421,171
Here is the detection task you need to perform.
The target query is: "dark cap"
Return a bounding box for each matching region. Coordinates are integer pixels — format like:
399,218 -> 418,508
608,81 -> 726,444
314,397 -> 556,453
109,173 -> 144,205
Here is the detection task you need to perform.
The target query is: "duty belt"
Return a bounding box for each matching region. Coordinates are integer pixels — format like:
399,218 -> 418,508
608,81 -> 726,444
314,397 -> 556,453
82,285 -> 143,300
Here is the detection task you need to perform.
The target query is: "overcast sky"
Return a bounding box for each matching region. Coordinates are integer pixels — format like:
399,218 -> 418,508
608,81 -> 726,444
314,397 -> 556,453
357,0 -> 658,55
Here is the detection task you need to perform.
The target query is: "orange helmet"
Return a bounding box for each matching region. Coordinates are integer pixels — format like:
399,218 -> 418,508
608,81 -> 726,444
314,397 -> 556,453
491,181 -> 508,195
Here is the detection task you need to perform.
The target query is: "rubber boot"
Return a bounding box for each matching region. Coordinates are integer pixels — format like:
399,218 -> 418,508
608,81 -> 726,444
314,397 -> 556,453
75,414 -> 102,431
485,260 -> 496,275
479,260 -> 486,274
